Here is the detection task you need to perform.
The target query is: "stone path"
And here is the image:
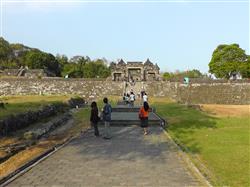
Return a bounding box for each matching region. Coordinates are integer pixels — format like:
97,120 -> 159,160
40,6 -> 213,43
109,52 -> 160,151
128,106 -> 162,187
7,126 -> 200,187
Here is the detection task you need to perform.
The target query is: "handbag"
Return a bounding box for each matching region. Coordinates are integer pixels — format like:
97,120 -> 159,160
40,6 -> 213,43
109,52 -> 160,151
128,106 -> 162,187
138,111 -> 144,120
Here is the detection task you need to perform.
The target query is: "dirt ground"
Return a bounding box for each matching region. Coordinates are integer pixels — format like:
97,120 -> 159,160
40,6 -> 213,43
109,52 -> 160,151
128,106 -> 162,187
201,104 -> 250,117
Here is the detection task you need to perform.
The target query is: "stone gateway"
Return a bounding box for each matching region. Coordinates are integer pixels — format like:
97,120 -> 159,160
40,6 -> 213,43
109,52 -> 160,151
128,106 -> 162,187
110,59 -> 161,81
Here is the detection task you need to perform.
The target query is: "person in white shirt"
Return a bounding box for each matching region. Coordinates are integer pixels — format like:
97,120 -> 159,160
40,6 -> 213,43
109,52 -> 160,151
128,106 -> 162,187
130,92 -> 135,107
143,93 -> 148,102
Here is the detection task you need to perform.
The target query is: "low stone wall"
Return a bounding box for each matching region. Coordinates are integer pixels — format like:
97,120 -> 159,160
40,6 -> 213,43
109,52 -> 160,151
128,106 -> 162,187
0,103 -> 66,136
0,78 -> 249,104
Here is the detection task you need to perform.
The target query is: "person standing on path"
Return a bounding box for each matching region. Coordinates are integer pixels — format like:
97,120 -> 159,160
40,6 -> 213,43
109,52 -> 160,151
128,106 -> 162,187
102,97 -> 112,139
143,92 -> 148,103
90,101 -> 100,137
130,92 -> 135,107
139,101 -> 150,135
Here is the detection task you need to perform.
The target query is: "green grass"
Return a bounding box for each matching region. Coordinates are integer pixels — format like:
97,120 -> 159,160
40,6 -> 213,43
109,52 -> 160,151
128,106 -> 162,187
70,107 -> 91,135
73,108 -> 91,126
152,100 -> 250,187
96,95 -> 120,109
0,95 -> 72,120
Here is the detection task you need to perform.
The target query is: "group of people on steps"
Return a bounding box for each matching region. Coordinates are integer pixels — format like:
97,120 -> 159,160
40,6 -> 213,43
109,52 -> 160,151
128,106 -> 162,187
123,89 -> 148,107
90,92 -> 150,139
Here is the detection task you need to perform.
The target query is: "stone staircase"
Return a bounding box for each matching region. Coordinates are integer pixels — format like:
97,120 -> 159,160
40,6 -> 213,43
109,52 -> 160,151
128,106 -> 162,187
124,81 -> 145,96
102,105 -> 165,126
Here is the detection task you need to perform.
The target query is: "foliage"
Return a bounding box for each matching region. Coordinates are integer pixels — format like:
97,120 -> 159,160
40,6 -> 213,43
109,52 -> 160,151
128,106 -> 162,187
0,37 -> 15,68
240,55 -> 250,78
163,69 -> 204,81
56,54 -> 68,67
0,38 -> 112,78
0,38 -> 12,61
24,50 -> 61,76
61,56 -> 111,78
209,44 -> 249,79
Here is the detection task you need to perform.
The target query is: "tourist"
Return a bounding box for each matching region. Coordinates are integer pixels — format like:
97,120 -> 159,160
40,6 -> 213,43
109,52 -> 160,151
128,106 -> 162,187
123,93 -> 126,102
90,101 -> 100,137
102,97 -> 112,139
141,90 -> 145,99
139,102 -> 150,135
130,89 -> 133,95
130,92 -> 135,107
124,94 -> 129,105
126,93 -> 130,105
122,93 -> 129,105
143,93 -> 148,102
137,92 -> 141,100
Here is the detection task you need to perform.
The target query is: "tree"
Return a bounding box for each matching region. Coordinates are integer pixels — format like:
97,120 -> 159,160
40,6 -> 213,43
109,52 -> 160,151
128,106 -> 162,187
240,55 -> 250,78
209,44 -> 249,79
186,69 -> 203,78
162,69 -> 203,81
56,54 -> 68,66
162,72 -> 172,80
0,37 -> 13,68
61,63 -> 76,77
24,50 -> 60,76
0,37 -> 112,78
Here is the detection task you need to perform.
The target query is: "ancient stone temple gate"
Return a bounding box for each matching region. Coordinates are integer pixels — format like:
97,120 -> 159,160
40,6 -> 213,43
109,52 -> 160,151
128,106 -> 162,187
110,59 -> 161,81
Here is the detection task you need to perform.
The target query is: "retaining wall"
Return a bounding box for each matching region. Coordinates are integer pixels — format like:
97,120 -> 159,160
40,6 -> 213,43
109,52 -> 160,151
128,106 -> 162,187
0,78 -> 249,104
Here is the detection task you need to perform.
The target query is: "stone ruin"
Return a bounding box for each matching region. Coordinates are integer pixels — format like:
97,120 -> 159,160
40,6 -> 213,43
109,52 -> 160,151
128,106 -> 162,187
110,59 -> 161,81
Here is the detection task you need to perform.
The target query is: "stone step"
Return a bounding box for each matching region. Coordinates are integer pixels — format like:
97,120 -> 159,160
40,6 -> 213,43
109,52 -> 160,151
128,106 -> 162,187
109,120 -> 161,126
100,112 -> 162,126
112,106 -> 155,113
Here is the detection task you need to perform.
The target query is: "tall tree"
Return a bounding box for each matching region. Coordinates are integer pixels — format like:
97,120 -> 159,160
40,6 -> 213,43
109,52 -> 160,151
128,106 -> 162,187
0,37 -> 13,68
24,50 -> 60,76
209,44 -> 249,79
56,54 -> 68,66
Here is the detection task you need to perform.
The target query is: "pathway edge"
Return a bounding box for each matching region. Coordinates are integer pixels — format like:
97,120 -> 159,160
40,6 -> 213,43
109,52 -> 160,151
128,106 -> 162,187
0,128 -> 91,187
162,128 -> 213,187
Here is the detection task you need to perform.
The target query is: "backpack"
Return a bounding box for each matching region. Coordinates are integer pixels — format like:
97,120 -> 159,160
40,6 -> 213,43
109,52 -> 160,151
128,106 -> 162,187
104,104 -> 112,115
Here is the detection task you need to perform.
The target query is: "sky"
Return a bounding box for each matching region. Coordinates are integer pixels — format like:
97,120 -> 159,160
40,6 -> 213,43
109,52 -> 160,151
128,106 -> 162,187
1,0 -> 249,73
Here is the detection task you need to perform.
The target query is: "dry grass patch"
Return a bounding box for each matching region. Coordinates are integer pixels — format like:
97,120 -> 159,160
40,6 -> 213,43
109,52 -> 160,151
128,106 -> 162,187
0,137 -> 20,147
0,137 -> 67,178
201,104 -> 250,117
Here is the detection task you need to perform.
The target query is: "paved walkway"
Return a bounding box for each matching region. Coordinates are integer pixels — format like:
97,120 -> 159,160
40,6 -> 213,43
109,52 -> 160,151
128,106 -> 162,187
7,126 -> 200,187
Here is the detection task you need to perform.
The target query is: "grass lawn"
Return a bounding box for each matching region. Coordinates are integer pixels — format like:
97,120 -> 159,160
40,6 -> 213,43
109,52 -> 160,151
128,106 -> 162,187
71,107 -> 91,135
151,98 -> 250,187
0,95 -> 72,120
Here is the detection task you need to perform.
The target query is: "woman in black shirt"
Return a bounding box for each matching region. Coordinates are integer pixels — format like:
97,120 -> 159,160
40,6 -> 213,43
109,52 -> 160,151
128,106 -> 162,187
90,101 -> 100,137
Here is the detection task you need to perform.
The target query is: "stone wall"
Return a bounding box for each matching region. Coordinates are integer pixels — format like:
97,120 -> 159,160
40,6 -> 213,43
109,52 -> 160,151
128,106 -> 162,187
142,81 -> 250,104
0,78 -> 124,100
125,81 -> 250,105
176,83 -> 250,105
0,78 -> 249,104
